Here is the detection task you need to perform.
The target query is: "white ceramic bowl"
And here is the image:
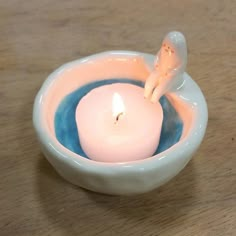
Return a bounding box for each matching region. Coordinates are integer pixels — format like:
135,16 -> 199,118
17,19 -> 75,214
33,51 -> 208,195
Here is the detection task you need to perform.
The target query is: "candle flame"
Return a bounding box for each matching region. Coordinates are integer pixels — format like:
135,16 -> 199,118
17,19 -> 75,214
112,93 -> 125,120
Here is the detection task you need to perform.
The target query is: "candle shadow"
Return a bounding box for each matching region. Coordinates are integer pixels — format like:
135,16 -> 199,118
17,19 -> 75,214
36,154 -> 197,233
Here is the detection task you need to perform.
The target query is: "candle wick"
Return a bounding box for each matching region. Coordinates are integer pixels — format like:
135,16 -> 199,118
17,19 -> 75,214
114,112 -> 123,124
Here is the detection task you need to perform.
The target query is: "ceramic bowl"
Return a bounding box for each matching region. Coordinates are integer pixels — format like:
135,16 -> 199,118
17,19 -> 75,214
33,51 -> 208,195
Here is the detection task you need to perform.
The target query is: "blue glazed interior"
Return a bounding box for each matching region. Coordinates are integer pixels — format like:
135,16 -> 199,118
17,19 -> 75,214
54,79 -> 183,159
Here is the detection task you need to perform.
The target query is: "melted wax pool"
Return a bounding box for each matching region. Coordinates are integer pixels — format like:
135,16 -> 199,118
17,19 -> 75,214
55,79 -> 183,159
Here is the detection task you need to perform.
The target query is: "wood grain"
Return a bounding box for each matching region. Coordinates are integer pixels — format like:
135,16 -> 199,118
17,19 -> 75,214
0,0 -> 235,235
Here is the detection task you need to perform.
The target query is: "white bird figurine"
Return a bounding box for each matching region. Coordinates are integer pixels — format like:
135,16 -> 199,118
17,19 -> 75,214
144,31 -> 187,103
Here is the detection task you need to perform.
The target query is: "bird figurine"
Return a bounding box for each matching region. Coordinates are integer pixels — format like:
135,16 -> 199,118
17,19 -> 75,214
144,31 -> 187,103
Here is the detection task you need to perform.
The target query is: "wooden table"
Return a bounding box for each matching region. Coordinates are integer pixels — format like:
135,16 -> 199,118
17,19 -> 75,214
1,1 -> 235,235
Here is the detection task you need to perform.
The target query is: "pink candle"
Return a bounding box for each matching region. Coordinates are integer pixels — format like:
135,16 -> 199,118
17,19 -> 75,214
76,83 -> 163,163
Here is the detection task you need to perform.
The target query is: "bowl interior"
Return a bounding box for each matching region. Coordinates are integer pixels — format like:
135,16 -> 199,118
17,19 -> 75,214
40,52 -> 194,161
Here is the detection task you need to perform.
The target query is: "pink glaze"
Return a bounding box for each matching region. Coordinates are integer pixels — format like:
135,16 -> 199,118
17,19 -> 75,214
76,83 -> 163,163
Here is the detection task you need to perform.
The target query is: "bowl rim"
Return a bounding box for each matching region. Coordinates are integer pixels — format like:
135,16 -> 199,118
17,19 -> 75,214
33,50 -> 208,174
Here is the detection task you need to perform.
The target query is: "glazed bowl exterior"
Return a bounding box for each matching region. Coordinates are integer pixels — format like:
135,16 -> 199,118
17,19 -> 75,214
33,51 -> 208,195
